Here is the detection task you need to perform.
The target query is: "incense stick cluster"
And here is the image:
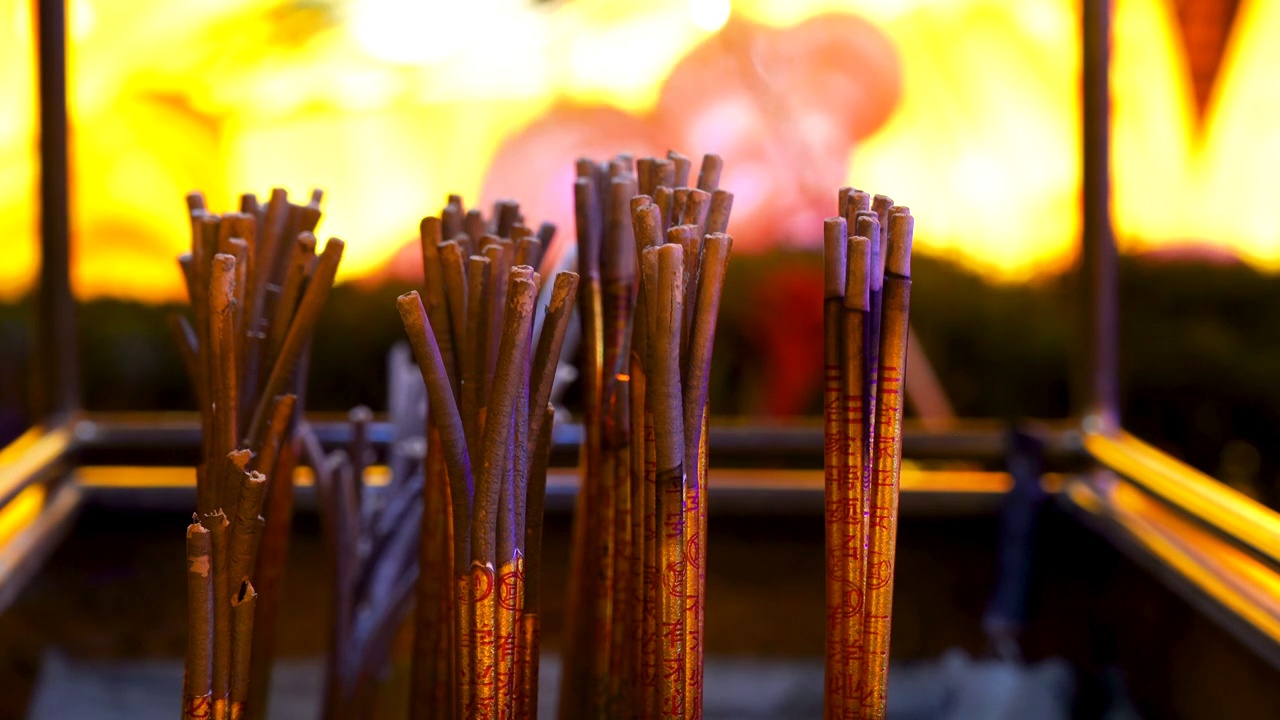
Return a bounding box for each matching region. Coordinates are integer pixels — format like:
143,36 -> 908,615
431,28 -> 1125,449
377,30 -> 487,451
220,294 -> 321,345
175,189 -> 344,720
822,189 -> 914,720
558,151 -> 733,720
397,196 -> 579,720
299,399 -> 422,718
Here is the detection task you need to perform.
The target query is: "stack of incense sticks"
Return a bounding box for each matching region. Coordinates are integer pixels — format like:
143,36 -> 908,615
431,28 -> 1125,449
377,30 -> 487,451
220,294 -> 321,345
299,405 -> 421,719
398,195 -> 578,720
558,151 -> 734,720
822,188 -> 914,720
175,188 -> 344,720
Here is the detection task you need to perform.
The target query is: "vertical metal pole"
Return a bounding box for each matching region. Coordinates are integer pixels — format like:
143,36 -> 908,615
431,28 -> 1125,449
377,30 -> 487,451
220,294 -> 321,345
33,0 -> 80,421
1080,0 -> 1118,433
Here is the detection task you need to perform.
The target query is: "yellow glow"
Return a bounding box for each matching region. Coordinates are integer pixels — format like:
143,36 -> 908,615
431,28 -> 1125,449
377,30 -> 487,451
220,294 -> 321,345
1,0 -> 1278,301
0,484 -> 46,551
690,0 -> 731,32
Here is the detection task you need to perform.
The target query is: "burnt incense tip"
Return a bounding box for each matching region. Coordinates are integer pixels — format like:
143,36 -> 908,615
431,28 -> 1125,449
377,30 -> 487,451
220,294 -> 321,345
187,521 -> 209,539
824,217 -> 848,299
850,191 -> 872,214
846,237 -> 872,311
348,405 -> 373,424
887,212 -> 914,278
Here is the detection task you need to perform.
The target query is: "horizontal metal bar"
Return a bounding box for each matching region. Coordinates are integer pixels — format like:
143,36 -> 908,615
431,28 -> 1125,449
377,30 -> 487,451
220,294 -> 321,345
72,465 -> 1061,517
0,423 -> 76,511
1064,476 -> 1280,671
0,479 -> 83,614
1085,431 -> 1280,568
70,412 -> 1085,465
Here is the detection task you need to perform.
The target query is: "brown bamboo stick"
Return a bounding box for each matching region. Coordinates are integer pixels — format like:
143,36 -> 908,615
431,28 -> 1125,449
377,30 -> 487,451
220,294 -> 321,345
516,403 -> 555,720
650,243 -> 687,720
609,375 -> 633,714
558,176 -> 604,720
201,510 -> 231,720
185,520 -> 214,720
495,268 -> 535,720
705,190 -> 733,236
397,291 -> 476,573
228,468 -> 268,590
209,254 -> 239,509
471,277 -> 535,720
832,232 -> 871,718
681,232 -> 731,718
527,273 -> 579,448
639,246 -> 662,720
667,151 -> 691,188
462,209 -> 485,245
441,240 -> 470,400
264,233 -> 317,377
860,212 -> 912,720
246,239 -> 345,448
230,580 -> 257,720
695,154 -> 723,193
666,225 -> 700,365
420,217 -> 461,395
653,187 -> 675,235
398,291 -> 478,718
822,217 -> 848,720
464,255 -> 493,476
246,437 -> 297,720
411,430 -> 454,720
627,351 -> 647,713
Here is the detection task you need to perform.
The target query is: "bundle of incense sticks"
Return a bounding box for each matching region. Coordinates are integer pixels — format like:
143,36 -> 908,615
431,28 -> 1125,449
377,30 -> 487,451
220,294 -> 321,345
558,151 -> 733,720
822,189 -> 913,720
175,189 -> 344,720
299,401 -> 422,719
398,195 -> 578,720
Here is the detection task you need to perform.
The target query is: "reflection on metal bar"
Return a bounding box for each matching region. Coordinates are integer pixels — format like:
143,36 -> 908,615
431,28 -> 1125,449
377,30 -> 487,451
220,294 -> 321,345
0,480 -> 83,613
1085,431 -> 1280,567
0,424 -> 75,510
1066,478 -> 1280,670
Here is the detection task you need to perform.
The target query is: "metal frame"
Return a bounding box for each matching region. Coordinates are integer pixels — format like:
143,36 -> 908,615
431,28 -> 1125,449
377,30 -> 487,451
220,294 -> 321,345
6,0 -> 1280,677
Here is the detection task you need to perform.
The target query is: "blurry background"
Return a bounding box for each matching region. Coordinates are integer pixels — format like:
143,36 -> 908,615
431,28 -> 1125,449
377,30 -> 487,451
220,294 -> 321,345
2,0 -> 1279,495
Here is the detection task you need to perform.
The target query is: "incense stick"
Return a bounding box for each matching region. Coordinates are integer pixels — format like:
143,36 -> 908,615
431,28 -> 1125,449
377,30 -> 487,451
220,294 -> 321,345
861,212 -> 913,719
650,243 -> 687,720
185,521 -> 214,720
230,580 -> 257,719
681,232 -> 731,715
822,217 -> 848,720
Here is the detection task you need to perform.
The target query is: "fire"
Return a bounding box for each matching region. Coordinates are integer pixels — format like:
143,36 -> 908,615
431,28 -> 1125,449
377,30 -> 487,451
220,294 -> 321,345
0,0 -> 1274,302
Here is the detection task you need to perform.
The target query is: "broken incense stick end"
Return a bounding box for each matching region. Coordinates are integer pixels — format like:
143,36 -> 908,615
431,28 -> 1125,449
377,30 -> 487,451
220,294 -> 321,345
633,202 -> 663,252
210,254 -> 237,312
228,449 -> 251,471
549,272 -> 580,314
886,212 -> 914,278
846,237 -> 872,311
823,217 -> 848,299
